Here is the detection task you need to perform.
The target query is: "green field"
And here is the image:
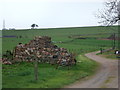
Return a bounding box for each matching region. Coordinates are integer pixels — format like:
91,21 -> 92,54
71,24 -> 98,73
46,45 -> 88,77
1,26 -> 118,88
1,26 -> 118,54
97,50 -> 119,59
2,55 -> 99,88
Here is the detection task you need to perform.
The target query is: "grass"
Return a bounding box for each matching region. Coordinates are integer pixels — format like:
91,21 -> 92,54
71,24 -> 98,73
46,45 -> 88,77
1,26 -> 118,54
100,76 -> 115,88
2,55 -> 99,88
1,26 -> 118,88
97,50 -> 118,60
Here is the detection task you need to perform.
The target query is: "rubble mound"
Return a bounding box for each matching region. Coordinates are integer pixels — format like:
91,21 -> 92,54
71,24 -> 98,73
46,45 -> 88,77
11,36 -> 76,66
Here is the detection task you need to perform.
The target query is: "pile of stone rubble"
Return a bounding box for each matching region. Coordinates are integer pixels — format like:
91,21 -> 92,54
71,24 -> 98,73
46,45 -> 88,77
1,58 -> 12,65
2,36 -> 76,67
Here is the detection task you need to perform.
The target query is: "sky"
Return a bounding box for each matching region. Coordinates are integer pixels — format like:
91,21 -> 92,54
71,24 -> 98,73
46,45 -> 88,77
0,0 -> 105,29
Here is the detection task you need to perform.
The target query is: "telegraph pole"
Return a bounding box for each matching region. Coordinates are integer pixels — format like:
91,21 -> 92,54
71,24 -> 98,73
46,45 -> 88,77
113,33 -> 116,49
3,20 -> 5,29
2,19 -> 6,30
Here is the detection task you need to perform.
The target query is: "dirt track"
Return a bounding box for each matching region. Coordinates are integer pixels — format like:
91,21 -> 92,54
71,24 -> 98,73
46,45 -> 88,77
65,51 -> 118,88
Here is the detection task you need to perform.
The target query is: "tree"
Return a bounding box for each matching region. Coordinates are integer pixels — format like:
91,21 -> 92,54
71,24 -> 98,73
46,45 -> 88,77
97,0 -> 120,26
31,24 -> 38,29
96,0 -> 120,49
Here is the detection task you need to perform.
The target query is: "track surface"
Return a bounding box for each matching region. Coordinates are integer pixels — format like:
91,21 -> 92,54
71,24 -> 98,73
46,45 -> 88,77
65,51 -> 118,88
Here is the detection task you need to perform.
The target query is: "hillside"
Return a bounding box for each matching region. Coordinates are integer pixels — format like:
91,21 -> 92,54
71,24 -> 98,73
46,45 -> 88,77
1,26 -> 118,54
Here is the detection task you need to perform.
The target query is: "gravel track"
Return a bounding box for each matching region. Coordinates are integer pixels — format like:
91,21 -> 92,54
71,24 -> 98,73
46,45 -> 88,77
65,51 -> 118,88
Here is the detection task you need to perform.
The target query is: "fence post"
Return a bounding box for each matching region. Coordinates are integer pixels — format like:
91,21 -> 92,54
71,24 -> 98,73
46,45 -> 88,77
113,33 -> 116,49
34,57 -> 38,81
100,48 -> 103,54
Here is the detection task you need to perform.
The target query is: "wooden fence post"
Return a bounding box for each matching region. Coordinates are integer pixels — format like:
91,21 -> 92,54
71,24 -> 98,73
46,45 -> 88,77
100,48 -> 103,54
34,57 -> 38,81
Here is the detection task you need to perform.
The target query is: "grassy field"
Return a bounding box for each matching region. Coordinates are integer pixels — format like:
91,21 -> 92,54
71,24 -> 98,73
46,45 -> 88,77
97,50 -> 119,59
2,55 -> 99,88
1,26 -> 118,54
1,26 -> 118,88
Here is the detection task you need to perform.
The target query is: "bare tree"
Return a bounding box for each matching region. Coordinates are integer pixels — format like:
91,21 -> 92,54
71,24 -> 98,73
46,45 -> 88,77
97,0 -> 120,26
96,0 -> 120,49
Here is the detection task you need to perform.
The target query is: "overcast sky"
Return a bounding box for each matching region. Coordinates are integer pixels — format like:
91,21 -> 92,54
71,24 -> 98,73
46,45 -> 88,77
0,0 -> 105,29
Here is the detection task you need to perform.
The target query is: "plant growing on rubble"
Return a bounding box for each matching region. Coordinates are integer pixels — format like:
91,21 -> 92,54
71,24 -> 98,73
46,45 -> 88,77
3,50 -> 13,61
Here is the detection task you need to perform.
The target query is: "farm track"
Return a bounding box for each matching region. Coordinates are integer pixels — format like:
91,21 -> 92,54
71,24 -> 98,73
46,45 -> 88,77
64,51 -> 118,88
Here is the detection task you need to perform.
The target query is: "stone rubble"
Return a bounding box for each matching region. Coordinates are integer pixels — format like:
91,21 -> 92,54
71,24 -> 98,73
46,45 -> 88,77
2,36 -> 76,67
